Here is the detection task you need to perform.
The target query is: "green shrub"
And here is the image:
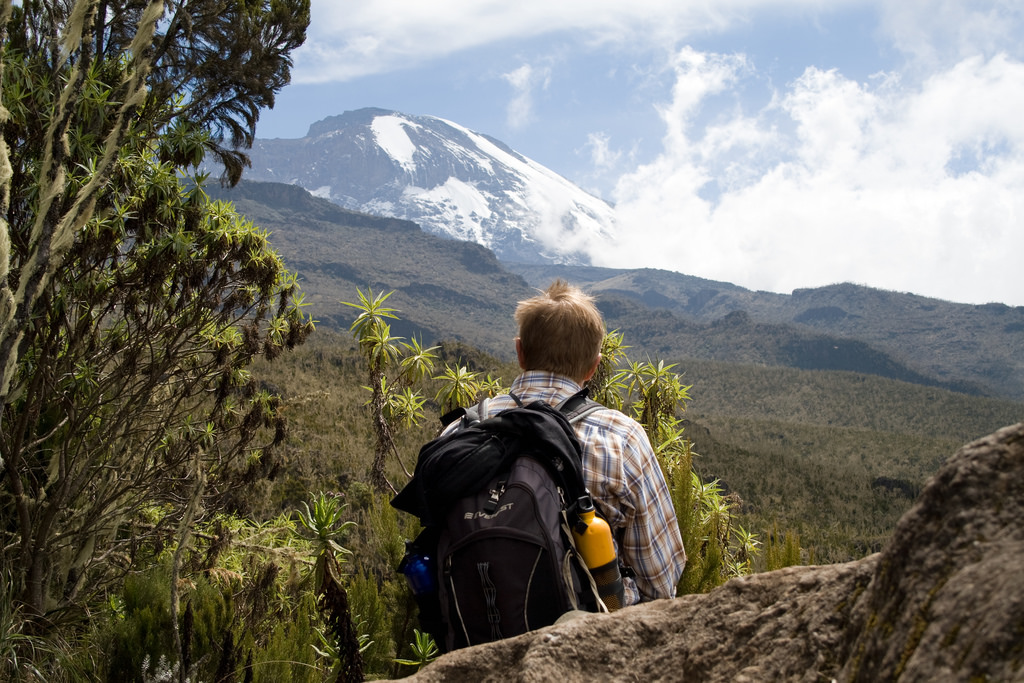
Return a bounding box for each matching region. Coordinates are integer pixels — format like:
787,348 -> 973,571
237,591 -> 319,683
104,565 -> 175,682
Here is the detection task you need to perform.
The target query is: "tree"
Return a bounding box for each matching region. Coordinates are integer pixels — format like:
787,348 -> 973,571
589,329 -> 629,410
0,0 -> 310,412
298,492 -> 364,683
4,0 -> 309,184
593,342 -> 774,593
345,288 -> 406,494
343,288 -> 440,493
0,0 -> 312,625
433,363 -> 481,415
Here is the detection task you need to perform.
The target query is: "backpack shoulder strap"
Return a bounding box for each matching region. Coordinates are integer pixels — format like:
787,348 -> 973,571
439,396 -> 490,429
557,388 -> 607,425
463,396 -> 490,425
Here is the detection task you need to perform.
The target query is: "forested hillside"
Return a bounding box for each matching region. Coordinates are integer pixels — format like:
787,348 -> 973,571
679,359 -> 1021,561
206,181 -> 528,351
251,333 -> 1022,566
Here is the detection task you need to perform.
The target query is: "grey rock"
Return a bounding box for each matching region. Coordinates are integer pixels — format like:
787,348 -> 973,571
840,421 -> 1024,682
400,422 -> 1024,682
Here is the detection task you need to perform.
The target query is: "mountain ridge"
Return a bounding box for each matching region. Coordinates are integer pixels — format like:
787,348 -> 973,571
210,180 -> 1023,402
509,263 -> 1024,401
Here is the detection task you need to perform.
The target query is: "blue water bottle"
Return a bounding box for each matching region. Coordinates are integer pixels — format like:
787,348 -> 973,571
399,541 -> 437,595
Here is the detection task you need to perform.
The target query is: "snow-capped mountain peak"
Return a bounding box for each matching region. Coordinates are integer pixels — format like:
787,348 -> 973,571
247,108 -> 616,265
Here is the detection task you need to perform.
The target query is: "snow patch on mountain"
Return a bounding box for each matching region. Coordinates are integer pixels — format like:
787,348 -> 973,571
371,115 -> 420,175
402,178 -> 493,245
437,117 -> 616,254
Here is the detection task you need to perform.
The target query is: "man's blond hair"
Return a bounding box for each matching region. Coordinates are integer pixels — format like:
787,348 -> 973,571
515,280 -> 605,382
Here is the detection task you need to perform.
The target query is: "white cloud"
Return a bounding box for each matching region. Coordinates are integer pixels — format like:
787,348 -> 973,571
571,133 -> 640,199
602,49 -> 1024,306
583,132 -> 622,170
877,0 -> 1024,69
502,63 -> 552,129
295,0 -> 855,83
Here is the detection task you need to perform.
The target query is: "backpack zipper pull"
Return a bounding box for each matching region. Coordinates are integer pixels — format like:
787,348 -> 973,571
484,481 -> 506,514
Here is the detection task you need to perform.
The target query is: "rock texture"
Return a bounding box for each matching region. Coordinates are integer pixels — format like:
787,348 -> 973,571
401,422 -> 1024,682
839,421 -> 1024,682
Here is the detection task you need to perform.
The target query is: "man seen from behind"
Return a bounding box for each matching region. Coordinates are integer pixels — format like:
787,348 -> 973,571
484,279 -> 687,604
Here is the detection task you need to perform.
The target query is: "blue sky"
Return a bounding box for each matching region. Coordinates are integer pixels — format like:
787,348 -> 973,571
256,1 -> 1024,307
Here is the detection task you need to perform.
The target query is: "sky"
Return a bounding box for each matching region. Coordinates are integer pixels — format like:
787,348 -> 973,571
255,1 -> 1024,307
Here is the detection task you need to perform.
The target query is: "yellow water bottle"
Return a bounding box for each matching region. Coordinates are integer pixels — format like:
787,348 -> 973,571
573,495 -> 625,611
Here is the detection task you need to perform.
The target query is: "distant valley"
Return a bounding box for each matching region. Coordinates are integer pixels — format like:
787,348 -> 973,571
213,178 -> 1023,560
512,264 -> 1024,402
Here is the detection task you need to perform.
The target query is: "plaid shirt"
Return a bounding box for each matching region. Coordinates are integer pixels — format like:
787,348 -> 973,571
471,370 -> 687,604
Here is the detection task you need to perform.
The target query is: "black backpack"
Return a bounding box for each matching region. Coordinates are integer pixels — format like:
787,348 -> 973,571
391,390 -> 607,652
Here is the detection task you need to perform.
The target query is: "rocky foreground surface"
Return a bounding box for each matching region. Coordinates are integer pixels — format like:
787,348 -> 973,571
400,422 -> 1024,682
